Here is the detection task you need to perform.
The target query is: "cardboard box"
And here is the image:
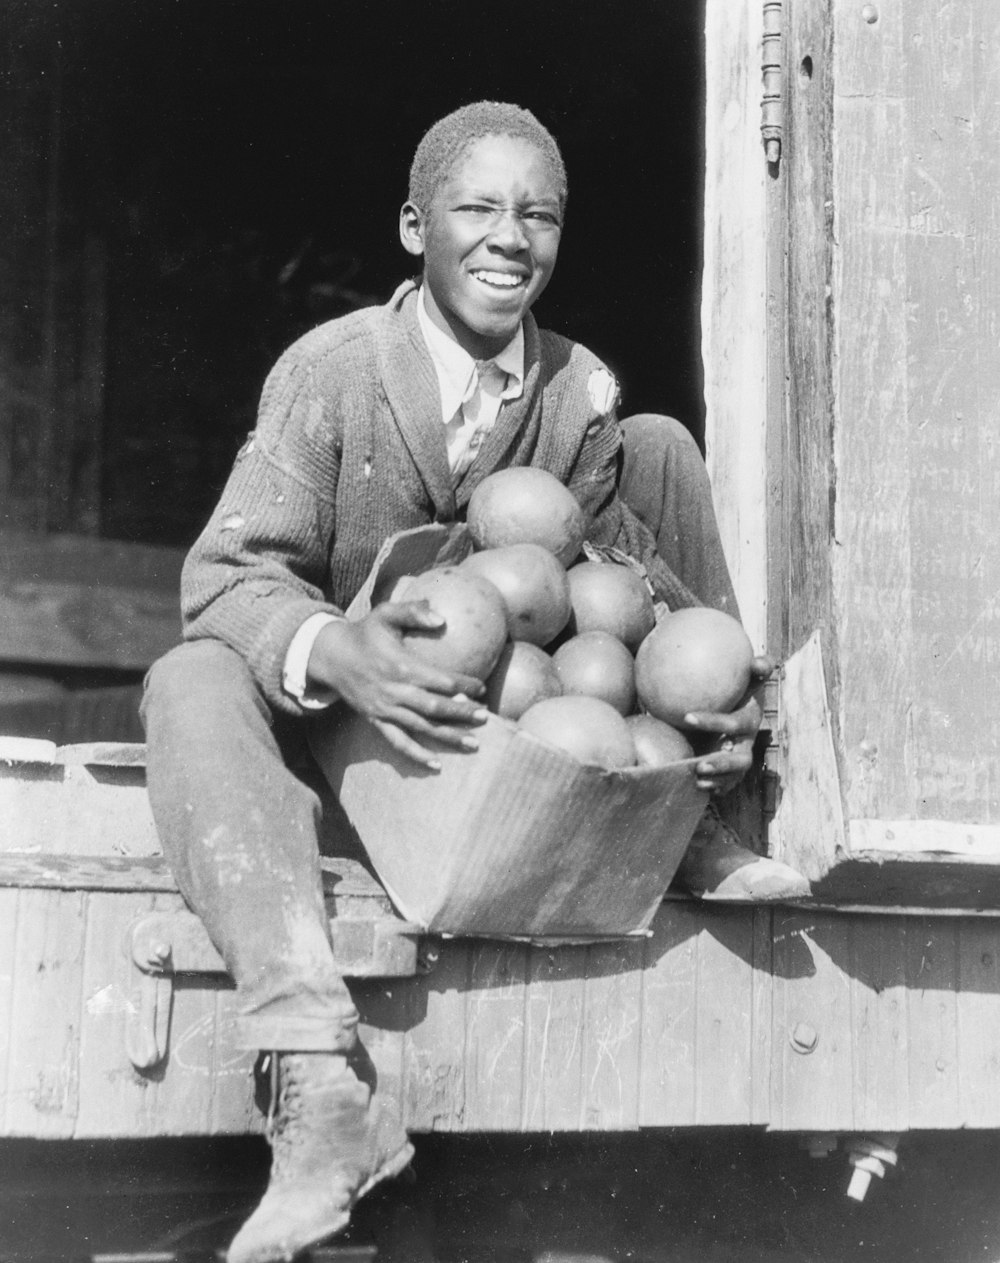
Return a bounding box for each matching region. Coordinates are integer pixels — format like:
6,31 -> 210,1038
309,525 -> 708,942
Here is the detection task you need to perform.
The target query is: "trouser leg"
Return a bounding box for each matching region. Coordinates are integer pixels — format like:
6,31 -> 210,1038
618,412 -> 740,618
141,639 -> 358,1052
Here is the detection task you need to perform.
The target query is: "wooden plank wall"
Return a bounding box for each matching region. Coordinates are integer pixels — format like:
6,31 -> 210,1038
829,1 -> 1000,825
10,890 -> 1000,1138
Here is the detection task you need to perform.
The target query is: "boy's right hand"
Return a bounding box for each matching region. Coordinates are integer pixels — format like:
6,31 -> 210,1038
307,603 -> 489,770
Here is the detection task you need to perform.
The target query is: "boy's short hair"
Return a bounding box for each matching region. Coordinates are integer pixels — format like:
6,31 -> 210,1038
408,101 -> 568,213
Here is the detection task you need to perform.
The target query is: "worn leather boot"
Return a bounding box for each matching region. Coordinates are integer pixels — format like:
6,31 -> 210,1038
227,1048 -> 414,1263
673,804 -> 811,901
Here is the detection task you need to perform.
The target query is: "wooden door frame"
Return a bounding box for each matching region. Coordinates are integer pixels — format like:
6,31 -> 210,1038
702,0 -> 772,656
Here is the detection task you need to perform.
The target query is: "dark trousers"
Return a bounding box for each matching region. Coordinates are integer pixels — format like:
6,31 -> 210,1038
141,414 -> 737,1052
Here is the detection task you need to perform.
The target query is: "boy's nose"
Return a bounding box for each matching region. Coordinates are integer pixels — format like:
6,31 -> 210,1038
488,210 -> 530,251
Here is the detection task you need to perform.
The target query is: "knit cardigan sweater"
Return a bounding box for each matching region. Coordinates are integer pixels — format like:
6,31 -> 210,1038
181,280 -> 698,713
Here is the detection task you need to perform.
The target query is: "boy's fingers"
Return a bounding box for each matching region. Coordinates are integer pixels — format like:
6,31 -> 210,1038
683,709 -> 743,735
750,653 -> 778,680
371,719 -> 444,771
380,599 -> 446,631
384,685 -> 488,728
415,670 -> 487,700
371,708 -> 484,758
684,695 -> 762,737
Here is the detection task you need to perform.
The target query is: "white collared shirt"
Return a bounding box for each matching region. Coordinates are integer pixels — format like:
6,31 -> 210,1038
416,285 -> 524,476
283,288 -> 525,708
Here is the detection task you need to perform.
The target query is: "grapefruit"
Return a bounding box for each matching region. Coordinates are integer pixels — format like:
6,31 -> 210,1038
626,714 -> 695,768
460,543 -> 572,646
398,566 -> 509,678
485,641 -> 562,720
467,467 -> 587,567
566,560 -> 656,652
518,695 -> 637,769
551,630 -> 636,716
634,607 -> 754,727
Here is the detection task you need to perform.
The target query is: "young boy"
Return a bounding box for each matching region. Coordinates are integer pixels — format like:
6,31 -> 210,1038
142,101 -> 801,1263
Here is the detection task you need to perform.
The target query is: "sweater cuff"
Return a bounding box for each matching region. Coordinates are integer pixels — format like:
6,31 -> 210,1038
283,612 -> 344,709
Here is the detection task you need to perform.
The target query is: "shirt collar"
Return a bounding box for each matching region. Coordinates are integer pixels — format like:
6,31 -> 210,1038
417,286 -> 524,422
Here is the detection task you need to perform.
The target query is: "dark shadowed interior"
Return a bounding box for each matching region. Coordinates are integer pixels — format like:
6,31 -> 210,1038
7,0 -> 706,547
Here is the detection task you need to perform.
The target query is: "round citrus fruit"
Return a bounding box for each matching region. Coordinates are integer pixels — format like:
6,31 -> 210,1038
551,630 -> 636,716
485,641 -> 563,720
566,560 -> 656,652
460,543 -> 571,646
518,695 -> 637,769
625,713 -> 695,767
399,566 -> 509,678
467,467 -> 587,567
634,607 -> 754,727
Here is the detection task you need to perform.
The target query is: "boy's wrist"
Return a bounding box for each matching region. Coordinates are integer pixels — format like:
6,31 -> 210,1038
283,612 -> 344,709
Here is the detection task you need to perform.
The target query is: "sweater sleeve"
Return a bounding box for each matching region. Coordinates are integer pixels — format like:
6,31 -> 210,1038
180,330 -> 352,713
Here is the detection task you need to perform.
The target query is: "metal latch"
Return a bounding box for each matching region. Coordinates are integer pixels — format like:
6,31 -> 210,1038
125,909 -> 422,1071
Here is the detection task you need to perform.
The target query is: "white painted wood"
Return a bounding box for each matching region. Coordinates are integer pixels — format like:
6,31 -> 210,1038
849,819 -> 1000,858
702,0 -> 769,651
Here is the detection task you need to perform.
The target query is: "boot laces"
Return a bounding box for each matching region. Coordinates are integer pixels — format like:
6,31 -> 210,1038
266,1054 -> 339,1180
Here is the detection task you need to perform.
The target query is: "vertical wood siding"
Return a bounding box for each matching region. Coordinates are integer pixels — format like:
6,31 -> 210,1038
4,889 -> 1000,1137
830,1 -> 1000,824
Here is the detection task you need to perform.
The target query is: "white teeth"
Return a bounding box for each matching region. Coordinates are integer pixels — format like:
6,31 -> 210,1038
472,271 -> 524,288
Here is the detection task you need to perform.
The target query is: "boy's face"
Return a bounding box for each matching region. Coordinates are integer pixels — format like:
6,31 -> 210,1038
400,133 -> 563,359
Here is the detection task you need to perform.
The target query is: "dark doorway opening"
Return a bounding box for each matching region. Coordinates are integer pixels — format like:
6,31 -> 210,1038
9,0 -> 706,547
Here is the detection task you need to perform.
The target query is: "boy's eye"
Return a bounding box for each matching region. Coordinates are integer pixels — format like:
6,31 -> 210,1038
524,210 -> 561,226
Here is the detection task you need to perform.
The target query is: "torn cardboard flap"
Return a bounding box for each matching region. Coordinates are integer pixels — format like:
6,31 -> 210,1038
346,523 -> 472,619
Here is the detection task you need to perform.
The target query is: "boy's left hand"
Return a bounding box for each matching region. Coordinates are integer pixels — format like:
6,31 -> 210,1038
682,653 -> 778,795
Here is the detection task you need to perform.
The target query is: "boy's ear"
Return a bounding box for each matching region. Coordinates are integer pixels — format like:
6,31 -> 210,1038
399,201 -> 426,258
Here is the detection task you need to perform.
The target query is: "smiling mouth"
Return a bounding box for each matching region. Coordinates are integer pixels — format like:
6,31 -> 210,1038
471,269 -> 528,291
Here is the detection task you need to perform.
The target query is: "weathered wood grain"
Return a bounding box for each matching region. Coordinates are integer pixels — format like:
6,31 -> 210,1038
401,940 -> 469,1133
463,940 -> 529,1131
0,889 -> 19,1134
635,903 -> 699,1125
847,916 -> 911,1131
902,919 -> 961,1128
4,888 -> 86,1136
770,631 -> 847,881
690,907 -> 760,1125
702,0 -> 769,649
822,1 -> 1000,828
75,890 -> 164,1138
521,944 -> 588,1131
782,0 -> 836,677
578,938 -> 644,1130
954,920 -> 1000,1126
0,757 -> 160,856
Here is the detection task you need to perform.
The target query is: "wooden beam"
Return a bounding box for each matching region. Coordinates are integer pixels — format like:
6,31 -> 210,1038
0,532 -> 183,670
702,0 -> 769,652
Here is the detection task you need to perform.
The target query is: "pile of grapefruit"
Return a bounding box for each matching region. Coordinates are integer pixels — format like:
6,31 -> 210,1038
390,468 -> 755,771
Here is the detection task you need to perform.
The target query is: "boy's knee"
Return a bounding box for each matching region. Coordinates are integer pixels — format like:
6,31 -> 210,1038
620,413 -> 700,463
143,640 -> 252,719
